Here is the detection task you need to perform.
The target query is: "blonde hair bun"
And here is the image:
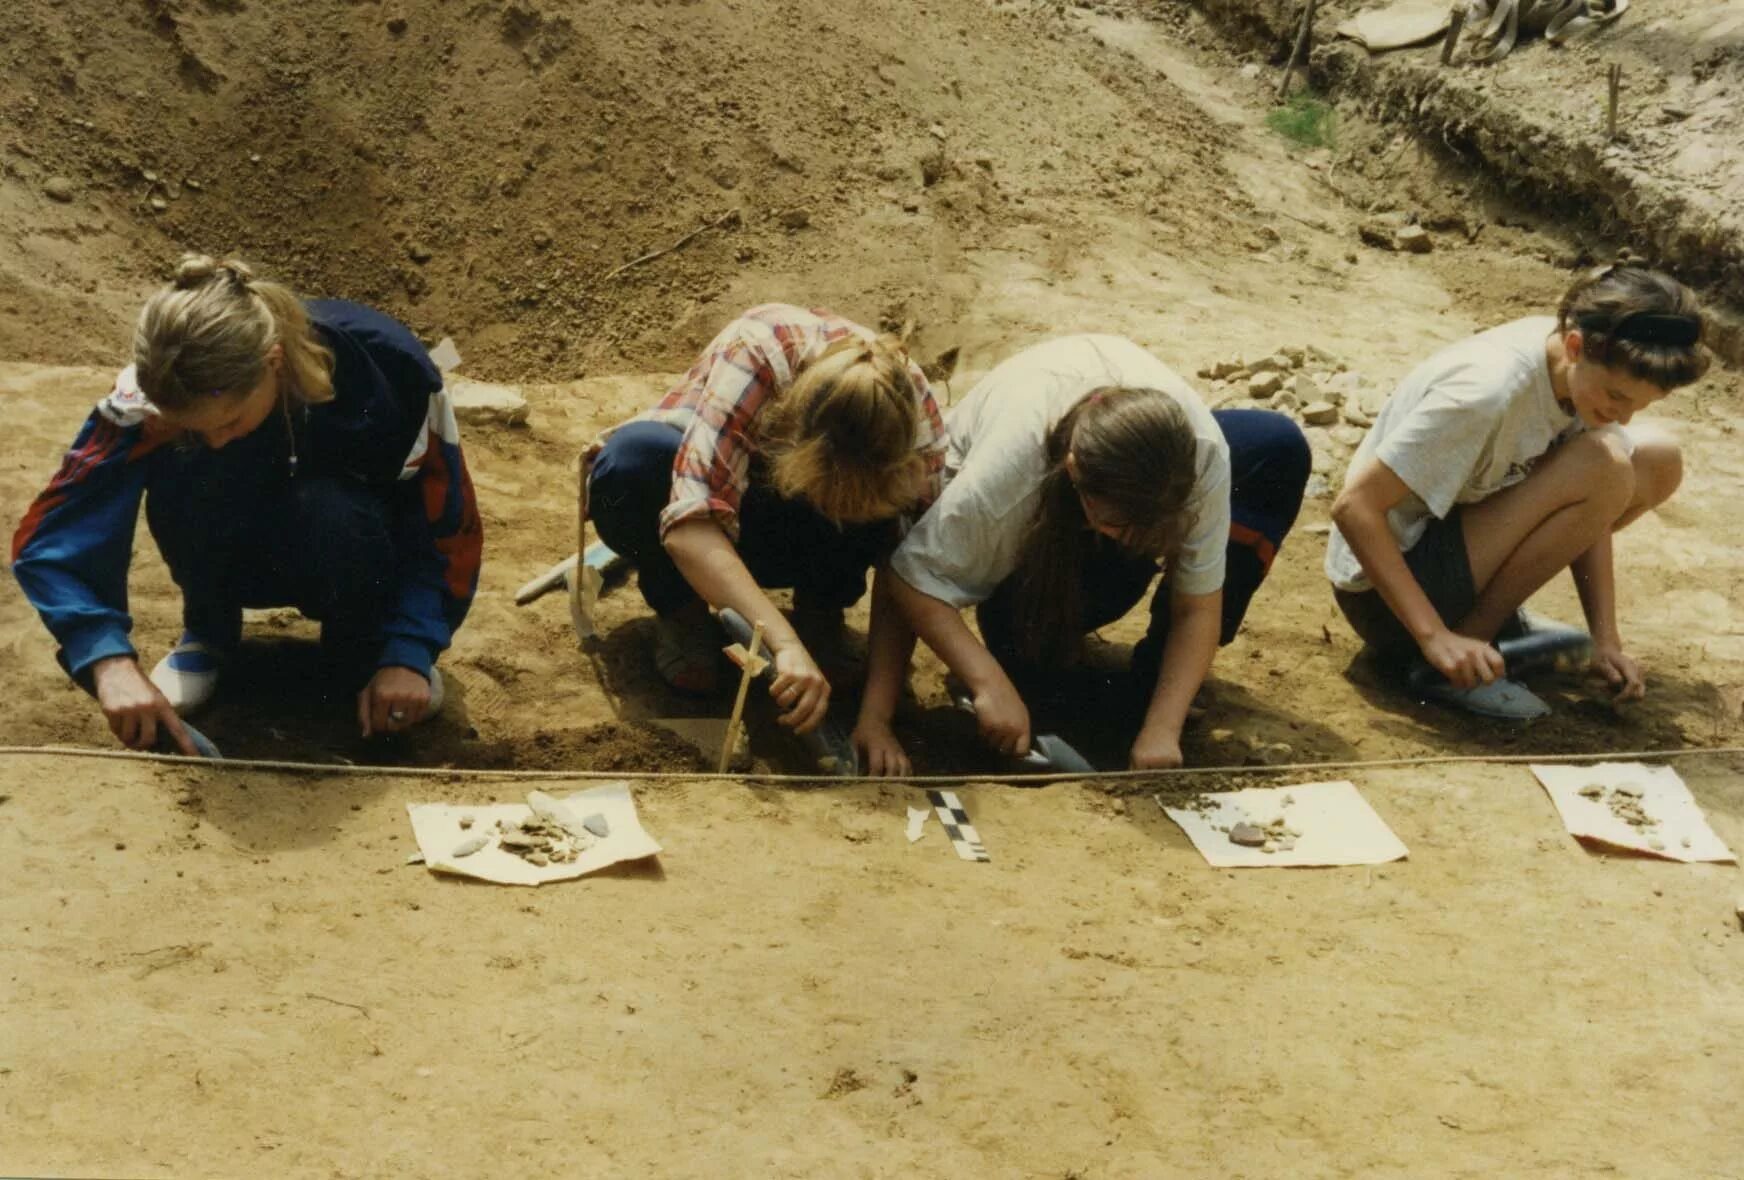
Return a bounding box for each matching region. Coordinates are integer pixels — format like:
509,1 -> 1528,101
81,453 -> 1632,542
173,253 -> 254,291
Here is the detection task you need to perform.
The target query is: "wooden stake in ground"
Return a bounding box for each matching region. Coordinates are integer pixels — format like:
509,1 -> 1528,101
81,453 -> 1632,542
1606,63 -> 1622,141
1277,0 -> 1319,100
1440,6 -> 1467,65
719,620 -> 766,774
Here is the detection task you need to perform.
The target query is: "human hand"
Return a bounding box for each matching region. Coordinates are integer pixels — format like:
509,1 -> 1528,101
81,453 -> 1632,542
972,672 -> 1031,757
769,641 -> 830,733
1420,629 -> 1504,690
92,655 -> 195,754
850,715 -> 912,778
1590,643 -> 1645,701
358,666 -> 433,737
1129,724 -> 1185,770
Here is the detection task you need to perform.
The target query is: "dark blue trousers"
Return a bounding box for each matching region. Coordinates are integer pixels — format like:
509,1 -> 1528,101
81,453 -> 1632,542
145,423 -> 396,669
977,408 -> 1310,697
589,421 -> 896,615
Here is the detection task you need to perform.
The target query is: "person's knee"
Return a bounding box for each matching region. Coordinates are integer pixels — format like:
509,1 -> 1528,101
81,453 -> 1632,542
589,423 -> 682,548
1630,431 -> 1683,509
1564,430 -> 1637,513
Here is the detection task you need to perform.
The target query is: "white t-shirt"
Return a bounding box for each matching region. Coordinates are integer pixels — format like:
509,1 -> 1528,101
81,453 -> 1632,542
1325,316 -> 1630,591
891,334 -> 1231,608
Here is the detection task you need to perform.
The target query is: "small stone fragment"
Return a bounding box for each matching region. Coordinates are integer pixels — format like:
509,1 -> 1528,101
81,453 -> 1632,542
407,240 -> 433,263
526,851 -> 550,866
149,196 -> 168,212
449,377 -> 530,427
1261,840 -> 1278,854
1578,785 -> 1604,799
582,813 -> 610,838
1647,838 -> 1665,852
451,833 -> 489,858
459,815 -> 474,830
1300,400 -> 1339,426
1246,371 -> 1283,398
1394,225 -> 1433,254
1229,822 -> 1267,847
44,176 -> 76,202
779,207 -> 811,230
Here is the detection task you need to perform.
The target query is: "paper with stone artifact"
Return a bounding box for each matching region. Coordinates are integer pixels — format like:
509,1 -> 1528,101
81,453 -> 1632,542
1531,762 -> 1735,863
1161,781 -> 1407,868
408,781 -> 662,886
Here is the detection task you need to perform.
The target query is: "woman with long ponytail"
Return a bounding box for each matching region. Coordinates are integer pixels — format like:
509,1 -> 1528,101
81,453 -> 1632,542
863,334 -> 1310,771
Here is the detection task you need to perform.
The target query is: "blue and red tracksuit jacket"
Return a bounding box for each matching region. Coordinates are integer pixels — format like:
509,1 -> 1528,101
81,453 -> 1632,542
9,299 -> 483,682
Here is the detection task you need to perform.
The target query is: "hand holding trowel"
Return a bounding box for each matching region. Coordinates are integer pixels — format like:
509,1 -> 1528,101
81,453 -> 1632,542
718,608 -> 859,776
945,681 -> 1096,776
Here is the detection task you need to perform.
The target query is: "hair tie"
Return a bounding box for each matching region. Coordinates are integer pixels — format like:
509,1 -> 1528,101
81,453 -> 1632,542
1598,312 -> 1702,348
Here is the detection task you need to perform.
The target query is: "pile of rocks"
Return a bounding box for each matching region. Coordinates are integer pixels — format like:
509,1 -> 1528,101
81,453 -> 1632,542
1197,346 -> 1390,491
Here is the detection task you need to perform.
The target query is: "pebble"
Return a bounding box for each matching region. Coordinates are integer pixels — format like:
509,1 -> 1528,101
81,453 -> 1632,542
1394,225 -> 1433,254
1285,373 -> 1319,401
458,815 -> 474,830
407,241 -> 433,263
1331,424 -> 1366,449
386,15 -> 408,33
1247,371 -> 1283,398
1248,741 -> 1294,766
582,813 -> 610,838
451,833 -> 489,857
1249,354 -> 1292,374
779,207 -> 811,230
1300,400 -> 1339,426
449,377 -> 530,427
1229,822 -> 1267,847
44,176 -> 76,202
149,196 -> 167,212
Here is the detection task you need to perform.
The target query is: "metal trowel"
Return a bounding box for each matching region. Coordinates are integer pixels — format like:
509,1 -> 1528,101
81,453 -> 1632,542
946,687 -> 1097,776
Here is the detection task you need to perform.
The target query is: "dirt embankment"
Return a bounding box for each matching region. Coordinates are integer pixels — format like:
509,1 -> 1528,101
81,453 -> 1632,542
1164,0 -> 1744,358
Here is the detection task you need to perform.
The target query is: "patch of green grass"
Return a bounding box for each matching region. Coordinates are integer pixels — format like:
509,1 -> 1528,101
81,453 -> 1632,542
1266,93 -> 1337,149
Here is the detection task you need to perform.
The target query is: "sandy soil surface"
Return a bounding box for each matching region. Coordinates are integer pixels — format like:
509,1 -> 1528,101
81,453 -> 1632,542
3,1 -> 1743,1176
3,754 -> 1742,1177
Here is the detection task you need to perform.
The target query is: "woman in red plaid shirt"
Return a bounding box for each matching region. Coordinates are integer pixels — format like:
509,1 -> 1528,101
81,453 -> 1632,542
589,303 -> 945,766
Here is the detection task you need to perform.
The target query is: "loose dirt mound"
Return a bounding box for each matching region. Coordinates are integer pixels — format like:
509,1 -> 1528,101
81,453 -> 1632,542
0,0 -> 1235,378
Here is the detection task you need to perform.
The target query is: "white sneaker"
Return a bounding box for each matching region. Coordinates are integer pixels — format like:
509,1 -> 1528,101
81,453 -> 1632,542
425,668 -> 446,720
150,632 -> 224,714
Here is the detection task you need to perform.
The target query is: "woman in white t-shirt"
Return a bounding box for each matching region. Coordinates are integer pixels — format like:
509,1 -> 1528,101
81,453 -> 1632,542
1327,265 -> 1708,716
851,335 -> 1310,773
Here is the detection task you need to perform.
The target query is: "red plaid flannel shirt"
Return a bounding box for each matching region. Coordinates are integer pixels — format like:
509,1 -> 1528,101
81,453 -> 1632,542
607,303 -> 946,540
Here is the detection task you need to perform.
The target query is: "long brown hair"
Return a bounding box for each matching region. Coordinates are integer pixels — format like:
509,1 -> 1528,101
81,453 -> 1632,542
134,253 -> 335,412
760,334 -> 927,523
1009,386 -> 1198,665
1557,264 -> 1709,389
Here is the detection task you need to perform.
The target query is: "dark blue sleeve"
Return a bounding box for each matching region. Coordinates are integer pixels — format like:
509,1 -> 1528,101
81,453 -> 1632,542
10,410 -> 164,678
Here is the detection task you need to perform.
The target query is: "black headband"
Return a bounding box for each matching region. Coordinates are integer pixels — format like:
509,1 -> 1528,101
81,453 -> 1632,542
1583,311 -> 1702,348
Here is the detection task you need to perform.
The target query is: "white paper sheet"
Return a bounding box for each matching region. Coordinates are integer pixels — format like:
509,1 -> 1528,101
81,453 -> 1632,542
408,782 -> 662,886
1160,781 -> 1408,868
1530,762 -> 1736,863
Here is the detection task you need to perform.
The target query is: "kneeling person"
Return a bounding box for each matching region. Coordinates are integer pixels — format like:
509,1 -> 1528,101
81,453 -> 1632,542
866,334 -> 1310,772
587,303 -> 946,743
11,254 -> 483,752
1326,264 -> 1705,714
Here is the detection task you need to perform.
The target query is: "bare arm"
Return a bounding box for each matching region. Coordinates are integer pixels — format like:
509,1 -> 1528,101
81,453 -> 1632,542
851,565 -> 918,776
664,518 -> 829,732
1570,530 -> 1643,699
1131,588 -> 1220,769
886,569 -> 1032,756
1332,458 -> 1504,688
